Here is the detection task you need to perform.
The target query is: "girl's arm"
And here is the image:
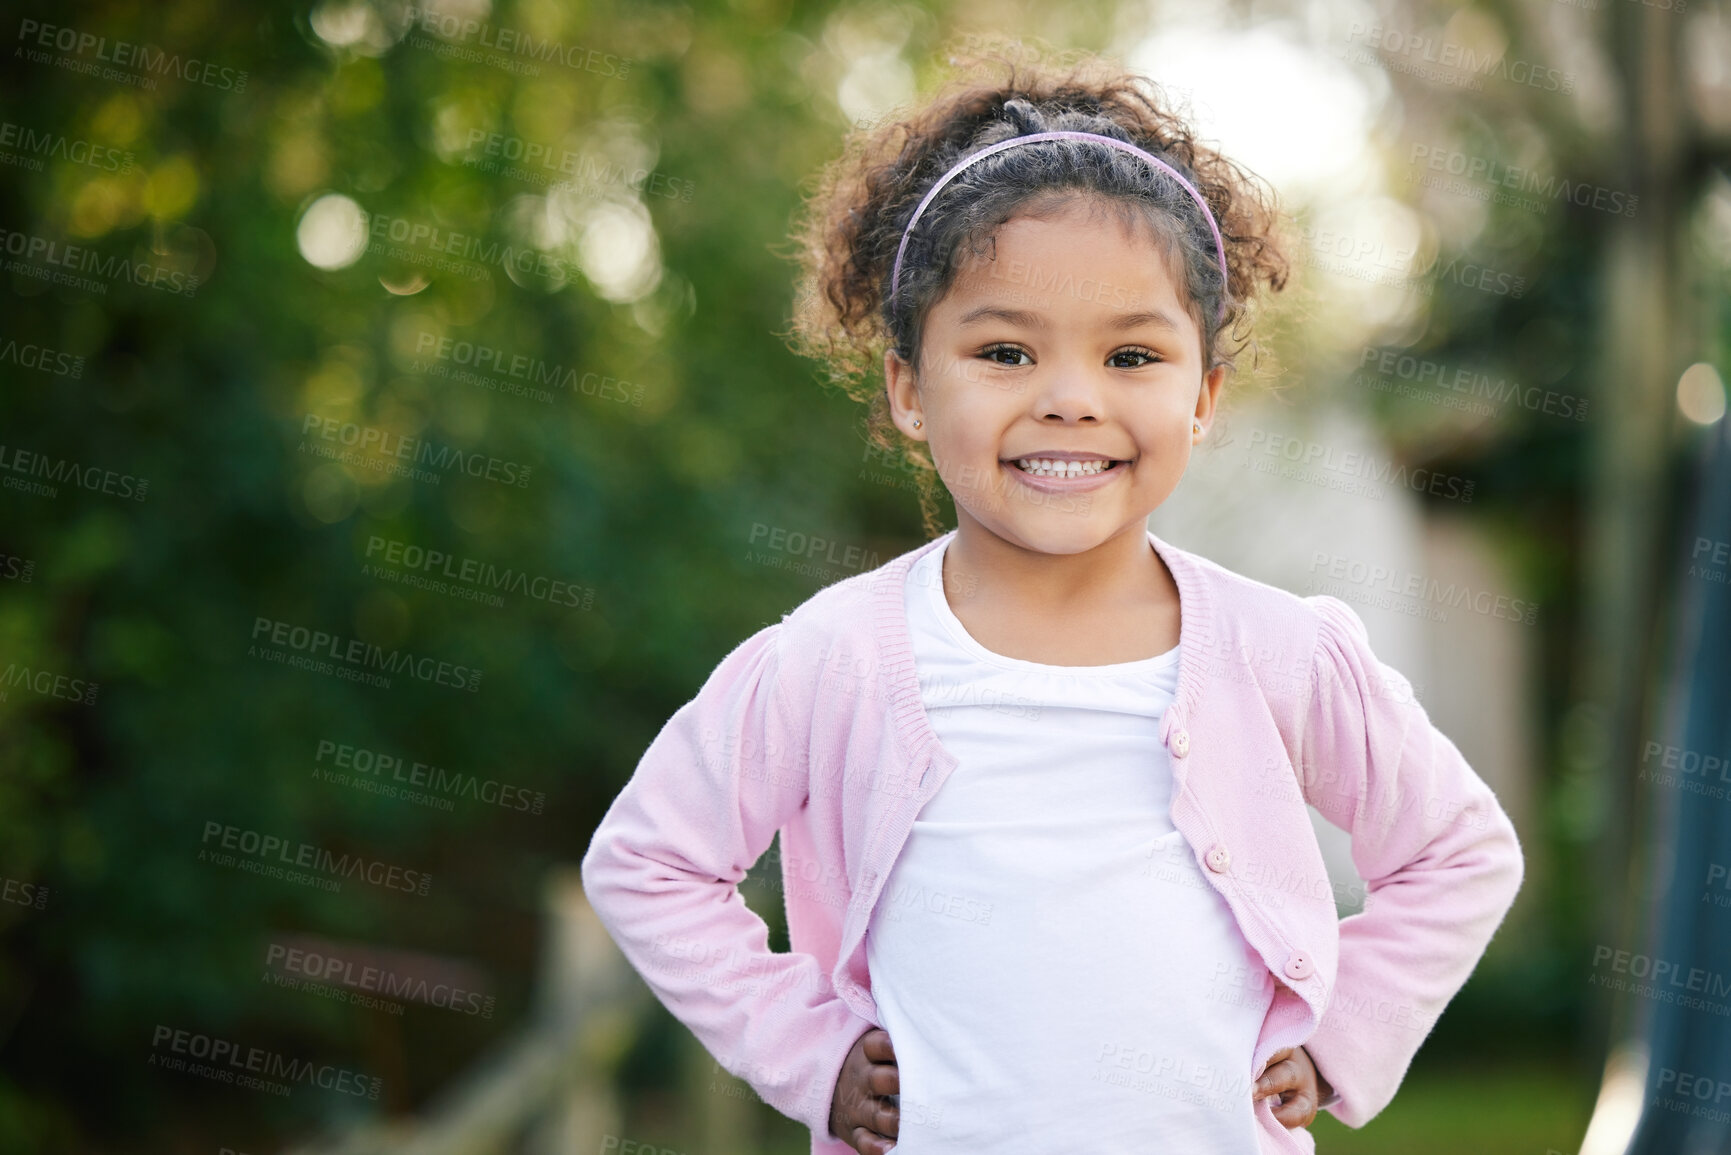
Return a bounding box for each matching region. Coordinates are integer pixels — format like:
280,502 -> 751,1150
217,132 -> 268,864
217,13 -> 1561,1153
1295,595 -> 1525,1127
579,622 -> 877,1136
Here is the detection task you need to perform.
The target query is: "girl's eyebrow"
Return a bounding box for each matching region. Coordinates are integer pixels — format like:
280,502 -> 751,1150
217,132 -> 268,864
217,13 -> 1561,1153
957,304 -> 1045,328
1105,309 -> 1182,333
956,304 -> 1182,332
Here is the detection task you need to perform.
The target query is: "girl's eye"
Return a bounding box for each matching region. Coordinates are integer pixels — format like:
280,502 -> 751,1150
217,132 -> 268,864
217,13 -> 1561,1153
1109,347 -> 1161,369
979,344 -> 1031,367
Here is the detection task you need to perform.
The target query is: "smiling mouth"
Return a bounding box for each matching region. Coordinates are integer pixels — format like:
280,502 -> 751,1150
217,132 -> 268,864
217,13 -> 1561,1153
1006,458 -> 1128,478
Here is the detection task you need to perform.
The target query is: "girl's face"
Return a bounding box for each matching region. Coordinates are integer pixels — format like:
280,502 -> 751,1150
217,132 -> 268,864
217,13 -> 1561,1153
884,197 -> 1226,559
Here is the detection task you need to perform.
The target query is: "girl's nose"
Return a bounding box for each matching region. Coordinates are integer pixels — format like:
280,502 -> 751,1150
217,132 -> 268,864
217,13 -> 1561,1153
1035,389 -> 1105,423
1029,366 -> 1109,422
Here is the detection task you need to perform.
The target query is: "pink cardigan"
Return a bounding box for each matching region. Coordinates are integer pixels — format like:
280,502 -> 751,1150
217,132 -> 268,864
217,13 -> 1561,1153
580,528 -> 1524,1153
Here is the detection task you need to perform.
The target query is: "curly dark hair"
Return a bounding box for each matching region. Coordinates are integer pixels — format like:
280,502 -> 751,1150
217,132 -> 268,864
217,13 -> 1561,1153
784,40 -> 1290,538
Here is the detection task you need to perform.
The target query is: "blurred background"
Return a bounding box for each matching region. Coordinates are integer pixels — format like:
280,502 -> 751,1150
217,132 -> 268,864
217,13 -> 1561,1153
2,0 -> 1729,1151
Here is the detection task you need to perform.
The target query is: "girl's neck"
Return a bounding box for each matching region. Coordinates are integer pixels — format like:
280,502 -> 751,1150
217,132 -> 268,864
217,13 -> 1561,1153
938,518 -> 1182,666
943,517 -> 1172,613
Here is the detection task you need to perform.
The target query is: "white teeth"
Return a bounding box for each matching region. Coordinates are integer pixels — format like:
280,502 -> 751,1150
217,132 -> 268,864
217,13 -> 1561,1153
1013,458 -> 1112,477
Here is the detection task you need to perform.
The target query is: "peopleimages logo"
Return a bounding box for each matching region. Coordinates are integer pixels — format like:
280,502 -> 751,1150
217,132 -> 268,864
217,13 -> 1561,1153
0,225 -> 199,297
15,20 -> 249,92
299,414 -> 533,487
264,941 -> 496,1018
363,536 -> 594,612
1296,224 -> 1528,299
1356,345 -> 1589,422
403,5 -> 632,79
1589,945 -> 1731,1015
0,661 -> 99,705
313,737 -> 547,815
248,616 -> 483,693
1407,144 -> 1638,218
2,876 -> 48,910
361,210 -> 569,282
1655,1067 -> 1731,1116
461,130 -> 695,202
1242,428 -> 1476,503
0,118 -> 134,174
747,523 -> 881,573
0,442 -> 148,501
1306,549 -> 1539,626
1692,537 -> 1730,586
412,332 -> 645,405
0,336 -> 84,378
149,1025 -> 379,1098
1344,21 -> 1575,94
199,821 -> 433,896
0,551 -> 33,583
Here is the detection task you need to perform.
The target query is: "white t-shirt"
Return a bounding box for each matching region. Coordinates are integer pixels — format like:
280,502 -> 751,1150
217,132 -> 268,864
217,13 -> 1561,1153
864,538 -> 1275,1153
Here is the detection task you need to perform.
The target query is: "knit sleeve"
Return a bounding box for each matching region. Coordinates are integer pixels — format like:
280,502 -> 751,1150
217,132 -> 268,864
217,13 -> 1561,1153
579,623 -> 876,1136
1296,595 -> 1524,1127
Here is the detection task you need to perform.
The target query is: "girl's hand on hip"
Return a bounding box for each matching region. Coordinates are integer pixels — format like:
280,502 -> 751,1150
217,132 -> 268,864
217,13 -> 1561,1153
829,1028 -> 899,1153
1254,1045 -> 1331,1129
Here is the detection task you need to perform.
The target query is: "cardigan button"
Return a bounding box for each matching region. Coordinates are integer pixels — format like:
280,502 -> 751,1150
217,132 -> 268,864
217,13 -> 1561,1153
1283,951 -> 1314,981
1204,843 -> 1231,873
1171,728 -> 1190,758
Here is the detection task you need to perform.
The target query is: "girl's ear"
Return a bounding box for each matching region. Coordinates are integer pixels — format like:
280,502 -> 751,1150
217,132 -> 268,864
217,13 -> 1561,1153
885,347 -> 926,440
1193,363 -> 1228,429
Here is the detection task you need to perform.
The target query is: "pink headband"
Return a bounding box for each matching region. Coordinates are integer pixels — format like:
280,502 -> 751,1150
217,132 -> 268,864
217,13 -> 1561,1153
888,129 -> 1230,323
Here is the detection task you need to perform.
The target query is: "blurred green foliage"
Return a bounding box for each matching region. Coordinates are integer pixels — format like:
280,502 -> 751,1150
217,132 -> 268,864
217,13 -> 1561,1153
0,0 -> 936,1146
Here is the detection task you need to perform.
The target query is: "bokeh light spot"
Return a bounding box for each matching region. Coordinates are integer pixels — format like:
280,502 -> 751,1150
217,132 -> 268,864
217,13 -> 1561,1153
296,192 -> 369,270
1678,362 -> 1727,425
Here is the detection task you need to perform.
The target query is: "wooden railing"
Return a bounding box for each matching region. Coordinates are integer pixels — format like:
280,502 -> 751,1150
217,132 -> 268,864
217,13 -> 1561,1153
285,865 -> 647,1155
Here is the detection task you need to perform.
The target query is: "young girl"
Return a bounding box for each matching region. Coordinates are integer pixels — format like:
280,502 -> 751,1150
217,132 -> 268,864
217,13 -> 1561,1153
581,49 -> 1523,1155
